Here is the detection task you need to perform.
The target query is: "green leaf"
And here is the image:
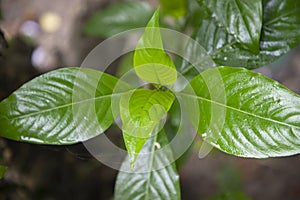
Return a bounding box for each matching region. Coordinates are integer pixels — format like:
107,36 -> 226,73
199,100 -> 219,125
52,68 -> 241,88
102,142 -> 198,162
259,0 -> 300,62
0,166 -> 7,179
159,0 -> 187,18
164,98 -> 193,168
179,66 -> 300,158
115,130 -> 181,200
84,2 -> 154,37
198,0 -> 262,53
185,0 -> 208,28
0,67 -> 129,144
134,8 -> 177,86
178,29 -> 216,76
212,0 -> 300,68
120,89 -> 174,166
116,52 -> 134,78
181,0 -> 300,72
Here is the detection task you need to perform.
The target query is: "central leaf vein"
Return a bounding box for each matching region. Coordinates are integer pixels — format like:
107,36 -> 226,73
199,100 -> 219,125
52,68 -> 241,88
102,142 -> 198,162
9,92 -> 128,120
177,92 -> 300,130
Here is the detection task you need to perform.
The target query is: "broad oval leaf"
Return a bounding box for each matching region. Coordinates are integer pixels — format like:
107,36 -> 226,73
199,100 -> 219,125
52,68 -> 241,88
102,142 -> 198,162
181,0 -> 300,72
134,8 -> 177,86
120,89 -> 175,166
115,130 -> 181,200
180,66 -> 300,158
84,2 -> 154,37
198,0 -> 262,53
0,67 -> 129,144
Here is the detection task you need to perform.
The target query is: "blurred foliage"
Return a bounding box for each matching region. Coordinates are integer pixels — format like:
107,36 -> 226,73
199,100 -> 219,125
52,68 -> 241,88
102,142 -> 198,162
207,192 -> 252,200
84,2 -> 154,37
0,166 -> 7,179
159,0 -> 187,18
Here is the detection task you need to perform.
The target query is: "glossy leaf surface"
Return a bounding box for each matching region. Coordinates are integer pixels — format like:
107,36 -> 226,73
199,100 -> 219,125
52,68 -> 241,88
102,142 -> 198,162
84,2 -> 154,37
199,0 -> 262,53
212,0 -> 300,68
181,0 -> 300,72
120,89 -> 174,166
134,9 -> 177,85
115,130 -> 181,200
0,68 -> 128,144
179,66 -> 300,157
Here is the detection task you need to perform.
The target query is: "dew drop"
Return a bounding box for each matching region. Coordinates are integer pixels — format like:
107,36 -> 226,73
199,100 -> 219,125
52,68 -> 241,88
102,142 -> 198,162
154,142 -> 161,149
20,136 -> 44,143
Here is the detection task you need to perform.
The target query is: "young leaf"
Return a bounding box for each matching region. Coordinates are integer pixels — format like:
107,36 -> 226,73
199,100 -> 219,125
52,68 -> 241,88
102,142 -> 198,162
0,166 -> 7,179
179,66 -> 300,158
115,130 -> 181,200
134,8 -> 177,86
181,0 -> 300,72
0,68 -> 129,144
198,0 -> 262,53
84,2 -> 154,37
120,89 -> 174,166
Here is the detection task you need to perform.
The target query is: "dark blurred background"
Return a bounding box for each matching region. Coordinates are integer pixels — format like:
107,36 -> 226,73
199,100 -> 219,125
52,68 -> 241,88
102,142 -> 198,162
0,0 -> 300,199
